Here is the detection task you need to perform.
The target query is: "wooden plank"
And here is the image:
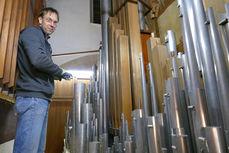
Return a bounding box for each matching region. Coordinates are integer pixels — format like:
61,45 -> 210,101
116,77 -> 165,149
0,0 -> 14,78
147,44 -> 168,112
0,100 -> 17,144
0,0 -> 6,35
108,17 -> 118,129
120,0 -> 128,34
2,0 -> 19,84
125,2 -> 143,109
33,0 -> 40,26
8,0 -> 26,88
20,0 -> 29,30
147,37 -> 161,63
109,21 -> 121,129
118,35 -> 132,133
45,100 -> 72,153
25,0 -> 31,26
114,29 -> 124,125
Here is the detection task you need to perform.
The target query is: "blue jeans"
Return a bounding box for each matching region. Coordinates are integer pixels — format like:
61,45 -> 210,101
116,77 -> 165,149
13,97 -> 50,153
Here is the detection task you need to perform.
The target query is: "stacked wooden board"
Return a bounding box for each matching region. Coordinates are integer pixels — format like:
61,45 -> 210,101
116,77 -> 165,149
109,0 -> 148,132
0,0 -> 45,102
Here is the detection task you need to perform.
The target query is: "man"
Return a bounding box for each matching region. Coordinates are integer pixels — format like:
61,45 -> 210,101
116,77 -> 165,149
13,7 -> 72,153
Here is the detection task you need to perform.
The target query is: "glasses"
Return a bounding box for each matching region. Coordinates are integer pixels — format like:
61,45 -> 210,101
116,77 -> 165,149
43,17 -> 58,26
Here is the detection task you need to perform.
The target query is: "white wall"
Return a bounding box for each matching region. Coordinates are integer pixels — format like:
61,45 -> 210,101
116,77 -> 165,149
0,140 -> 14,153
46,0 -> 101,65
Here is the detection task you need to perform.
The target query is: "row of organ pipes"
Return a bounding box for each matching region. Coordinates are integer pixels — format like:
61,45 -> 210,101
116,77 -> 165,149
64,0 -> 229,152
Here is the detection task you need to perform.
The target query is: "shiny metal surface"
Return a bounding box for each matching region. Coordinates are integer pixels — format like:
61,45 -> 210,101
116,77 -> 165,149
146,116 -> 160,153
171,134 -> 190,153
132,109 -> 148,153
138,1 -> 145,31
100,0 -> 111,134
200,127 -> 227,153
155,113 -> 170,152
177,1 -> 210,152
166,30 -> 179,78
72,83 -> 86,153
75,123 -> 87,153
192,0 -> 223,127
207,8 -> 229,144
81,103 -> 93,123
89,141 -> 100,153
183,0 -> 202,70
74,83 -> 86,123
165,78 -> 187,130
148,63 -> 158,116
218,4 -> 229,61
124,141 -> 134,153
81,103 -> 93,142
99,98 -> 104,135
139,52 -> 150,116
121,113 -> 126,143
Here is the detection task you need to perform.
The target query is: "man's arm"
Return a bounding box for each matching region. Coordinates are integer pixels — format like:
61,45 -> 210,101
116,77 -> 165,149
20,28 -> 63,77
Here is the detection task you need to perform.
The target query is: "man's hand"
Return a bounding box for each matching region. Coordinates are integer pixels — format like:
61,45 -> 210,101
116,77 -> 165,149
61,72 -> 73,80
61,69 -> 73,80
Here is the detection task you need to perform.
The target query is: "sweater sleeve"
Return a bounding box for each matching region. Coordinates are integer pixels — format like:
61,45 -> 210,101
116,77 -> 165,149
20,28 -> 63,77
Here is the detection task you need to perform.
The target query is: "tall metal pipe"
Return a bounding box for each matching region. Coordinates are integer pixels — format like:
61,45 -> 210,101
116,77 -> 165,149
124,141 -> 134,153
81,103 -> 93,142
121,113 -> 126,143
146,116 -> 161,153
100,0 -> 111,134
200,127 -> 227,153
192,0 -> 223,127
177,1 -> 210,152
155,113 -> 170,152
166,30 -> 179,78
99,98 -> 104,135
218,4 -> 229,62
180,53 -> 198,152
132,109 -> 148,153
72,83 -> 85,153
92,64 -> 97,82
207,7 -> 229,146
139,52 -> 150,116
75,123 -> 87,153
138,1 -> 145,31
89,141 -> 101,153
165,78 -> 190,135
147,63 -> 158,116
166,77 -> 194,152
171,134 -> 191,153
183,0 -> 202,70
74,83 -> 86,122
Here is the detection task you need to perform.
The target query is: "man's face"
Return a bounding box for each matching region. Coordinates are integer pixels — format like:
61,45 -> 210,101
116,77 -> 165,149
38,12 -> 58,35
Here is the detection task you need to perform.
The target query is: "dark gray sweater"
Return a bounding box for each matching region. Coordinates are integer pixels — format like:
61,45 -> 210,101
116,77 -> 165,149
16,26 -> 62,101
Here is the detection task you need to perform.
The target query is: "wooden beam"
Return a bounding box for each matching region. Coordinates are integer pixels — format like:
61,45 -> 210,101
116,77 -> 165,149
114,29 -> 124,125
52,50 -> 99,57
20,0 -> 29,30
108,17 -> 119,130
125,1 -> 143,109
110,22 -> 122,129
8,0 -> 26,88
33,0 -> 40,26
147,41 -> 168,112
0,0 -> 14,78
25,0 -> 31,26
117,35 -> 132,133
3,0 -> 19,84
0,0 -> 6,35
